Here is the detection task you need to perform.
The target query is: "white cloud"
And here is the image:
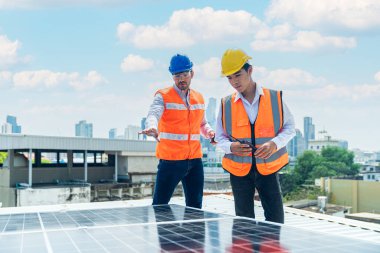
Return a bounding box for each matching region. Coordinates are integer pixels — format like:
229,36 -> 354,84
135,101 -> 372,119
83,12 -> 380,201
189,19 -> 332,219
69,70 -> 107,91
251,30 -> 356,52
120,54 -> 154,73
13,70 -> 70,88
192,58 -> 326,99
0,71 -> 12,86
194,57 -> 221,80
0,35 -> 30,67
260,71 -> 380,102
191,57 -> 233,99
375,71 -> 380,82
192,57 -> 380,104
10,70 -> 106,91
117,7 -> 262,49
117,22 -> 195,49
266,0 -> 380,30
254,67 -> 325,89
116,7 -> 358,53
289,83 -> 380,102
255,23 -> 293,40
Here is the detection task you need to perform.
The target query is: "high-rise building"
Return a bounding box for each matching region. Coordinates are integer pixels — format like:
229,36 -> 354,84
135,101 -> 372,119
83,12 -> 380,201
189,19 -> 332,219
206,97 -> 217,130
201,97 -> 217,153
304,116 -> 315,150
75,120 -> 93,138
287,129 -> 305,157
125,125 -> 140,140
109,128 -> 117,139
141,117 -> 147,140
6,115 -> 21,133
1,123 -> 12,134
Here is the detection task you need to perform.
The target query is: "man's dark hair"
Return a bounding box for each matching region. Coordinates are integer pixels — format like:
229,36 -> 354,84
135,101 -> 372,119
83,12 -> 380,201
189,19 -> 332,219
242,62 -> 252,72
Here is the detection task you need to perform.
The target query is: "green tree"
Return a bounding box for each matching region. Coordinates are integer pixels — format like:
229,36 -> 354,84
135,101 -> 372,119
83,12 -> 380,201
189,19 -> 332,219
284,146 -> 360,201
294,151 -> 323,183
321,146 -> 353,166
280,172 -> 300,195
321,147 -> 359,176
309,164 -> 336,179
0,152 -> 7,164
294,147 -> 359,183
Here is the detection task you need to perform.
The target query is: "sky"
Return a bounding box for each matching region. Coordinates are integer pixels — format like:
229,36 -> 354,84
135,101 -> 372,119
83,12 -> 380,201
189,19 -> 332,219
0,0 -> 379,151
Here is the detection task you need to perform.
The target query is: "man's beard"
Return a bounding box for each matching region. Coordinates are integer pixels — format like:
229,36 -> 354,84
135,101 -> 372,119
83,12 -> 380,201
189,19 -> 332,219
177,81 -> 189,90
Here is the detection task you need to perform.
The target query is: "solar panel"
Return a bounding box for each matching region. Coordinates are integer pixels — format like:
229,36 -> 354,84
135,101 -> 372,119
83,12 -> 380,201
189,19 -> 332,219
0,204 -> 379,253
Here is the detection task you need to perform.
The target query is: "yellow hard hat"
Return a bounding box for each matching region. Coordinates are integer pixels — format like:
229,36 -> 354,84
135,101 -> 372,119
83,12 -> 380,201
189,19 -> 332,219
221,49 -> 252,76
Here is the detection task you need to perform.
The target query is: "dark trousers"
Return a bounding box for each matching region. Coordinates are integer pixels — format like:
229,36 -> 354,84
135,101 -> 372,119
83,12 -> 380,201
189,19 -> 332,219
230,168 -> 284,223
152,158 -> 204,209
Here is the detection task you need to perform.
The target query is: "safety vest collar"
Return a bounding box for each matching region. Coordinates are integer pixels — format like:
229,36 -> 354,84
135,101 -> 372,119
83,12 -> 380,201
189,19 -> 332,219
233,83 -> 264,103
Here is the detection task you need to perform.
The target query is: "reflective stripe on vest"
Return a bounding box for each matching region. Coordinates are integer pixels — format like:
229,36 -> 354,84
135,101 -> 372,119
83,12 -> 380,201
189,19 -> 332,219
166,103 -> 205,111
190,134 -> 201,140
270,90 -> 281,134
159,132 -> 200,141
166,103 -> 187,110
190,104 -> 205,110
225,146 -> 287,164
223,95 -> 233,135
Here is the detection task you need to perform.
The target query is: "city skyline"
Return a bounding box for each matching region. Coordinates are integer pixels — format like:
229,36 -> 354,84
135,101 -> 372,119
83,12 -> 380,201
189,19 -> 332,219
0,0 -> 379,151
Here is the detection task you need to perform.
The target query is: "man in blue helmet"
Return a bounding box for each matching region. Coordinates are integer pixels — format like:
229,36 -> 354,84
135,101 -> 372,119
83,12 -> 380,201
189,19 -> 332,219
142,54 -> 215,209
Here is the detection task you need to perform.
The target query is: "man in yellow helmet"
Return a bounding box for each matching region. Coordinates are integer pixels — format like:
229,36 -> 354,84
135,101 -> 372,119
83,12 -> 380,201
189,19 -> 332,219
215,49 -> 295,223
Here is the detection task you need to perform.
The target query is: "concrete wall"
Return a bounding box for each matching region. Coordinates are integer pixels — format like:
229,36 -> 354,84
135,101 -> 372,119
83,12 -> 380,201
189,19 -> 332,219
326,178 -> 380,213
328,179 -> 354,208
130,174 -> 155,184
0,187 -> 16,207
80,167 -> 114,182
127,156 -> 158,173
0,168 -> 10,187
16,186 -> 91,206
357,180 -> 380,213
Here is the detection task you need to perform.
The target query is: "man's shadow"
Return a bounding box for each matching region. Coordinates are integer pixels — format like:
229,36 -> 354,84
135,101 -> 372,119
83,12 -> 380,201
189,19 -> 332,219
153,205 -> 205,252
227,218 -> 288,253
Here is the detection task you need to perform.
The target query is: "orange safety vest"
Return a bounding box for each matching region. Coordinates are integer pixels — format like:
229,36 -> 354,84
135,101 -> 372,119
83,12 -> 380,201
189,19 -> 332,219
221,88 -> 289,176
156,86 -> 205,160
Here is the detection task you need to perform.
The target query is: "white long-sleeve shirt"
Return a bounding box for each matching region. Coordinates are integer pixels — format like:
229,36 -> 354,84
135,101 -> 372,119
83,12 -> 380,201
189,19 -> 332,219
215,84 -> 295,154
145,84 -> 213,137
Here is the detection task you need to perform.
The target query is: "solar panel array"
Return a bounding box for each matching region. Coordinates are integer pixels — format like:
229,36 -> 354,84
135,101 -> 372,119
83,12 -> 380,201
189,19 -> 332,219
0,204 -> 379,253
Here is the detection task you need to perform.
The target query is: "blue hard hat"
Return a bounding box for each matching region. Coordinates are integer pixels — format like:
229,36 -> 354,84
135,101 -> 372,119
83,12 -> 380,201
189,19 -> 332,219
168,54 -> 193,74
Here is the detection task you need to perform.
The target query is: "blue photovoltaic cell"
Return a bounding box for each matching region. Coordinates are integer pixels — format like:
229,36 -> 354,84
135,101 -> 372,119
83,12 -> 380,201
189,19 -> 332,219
0,204 -> 379,253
